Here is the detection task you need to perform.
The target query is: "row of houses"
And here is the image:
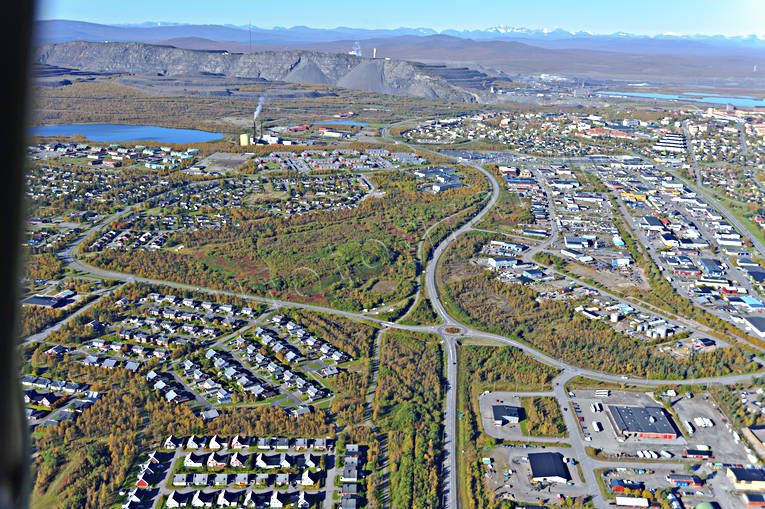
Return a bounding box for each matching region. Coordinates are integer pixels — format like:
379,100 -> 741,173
144,293 -> 255,317
173,467 -> 320,489
268,316 -> 350,362
81,354 -> 143,372
159,488 -> 311,509
181,451 -> 321,475
20,375 -> 88,394
164,435 -> 331,452
90,337 -> 171,359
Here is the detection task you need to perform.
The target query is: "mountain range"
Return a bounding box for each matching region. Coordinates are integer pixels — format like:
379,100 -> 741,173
33,21 -> 765,103
37,19 -> 765,55
35,41 -> 477,102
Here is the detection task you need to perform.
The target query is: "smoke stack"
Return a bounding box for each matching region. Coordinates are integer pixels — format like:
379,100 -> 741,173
373,47 -> 377,59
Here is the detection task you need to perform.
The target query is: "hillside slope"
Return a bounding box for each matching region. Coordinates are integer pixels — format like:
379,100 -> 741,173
35,41 -> 475,102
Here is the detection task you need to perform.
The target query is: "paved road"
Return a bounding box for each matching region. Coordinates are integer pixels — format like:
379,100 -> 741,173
551,371 -> 604,507
380,123 -> 500,509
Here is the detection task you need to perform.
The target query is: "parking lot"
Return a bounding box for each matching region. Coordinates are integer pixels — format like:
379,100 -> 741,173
672,393 -> 751,464
601,464 -> 689,493
484,445 -> 589,506
478,391 -> 569,442
568,390 -> 691,459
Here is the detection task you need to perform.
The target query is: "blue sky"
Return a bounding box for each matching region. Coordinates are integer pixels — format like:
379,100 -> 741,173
37,0 -> 765,36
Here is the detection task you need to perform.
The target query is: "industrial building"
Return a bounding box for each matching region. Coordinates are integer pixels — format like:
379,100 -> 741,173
666,474 -> 703,487
527,452 -> 570,484
728,468 -> 765,492
605,405 -> 677,440
699,257 -> 725,276
23,295 -> 68,308
742,492 -> 765,507
491,405 -> 521,426
744,316 -> 765,339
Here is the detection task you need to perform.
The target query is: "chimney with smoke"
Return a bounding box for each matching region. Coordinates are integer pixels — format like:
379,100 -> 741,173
253,96 -> 264,141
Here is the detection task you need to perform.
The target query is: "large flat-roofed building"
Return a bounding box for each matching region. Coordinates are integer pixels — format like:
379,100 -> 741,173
742,492 -> 765,507
744,317 -> 765,339
728,468 -> 765,492
491,405 -> 521,426
745,425 -> 765,459
528,452 -> 570,484
23,295 -> 67,308
605,405 -> 677,440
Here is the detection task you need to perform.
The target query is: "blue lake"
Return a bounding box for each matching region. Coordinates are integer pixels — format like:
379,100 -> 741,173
314,120 -> 368,126
30,124 -> 224,143
597,91 -> 765,108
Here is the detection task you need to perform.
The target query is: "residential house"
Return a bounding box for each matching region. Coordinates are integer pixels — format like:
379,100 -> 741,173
301,470 -> 318,487
191,473 -> 208,486
172,474 -> 189,487
184,452 -> 206,468
230,435 -> 250,450
208,435 -> 226,450
166,490 -> 192,508
191,490 -> 215,508
275,473 -> 290,487
229,452 -> 248,468
216,490 -> 240,507
207,452 -> 228,469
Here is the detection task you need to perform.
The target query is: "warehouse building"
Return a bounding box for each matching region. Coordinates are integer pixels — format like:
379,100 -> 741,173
528,452 -> 570,484
605,405 -> 677,440
741,492 -> 765,507
699,258 -> 725,277
744,316 -> 765,339
491,405 -> 521,426
728,468 -> 765,492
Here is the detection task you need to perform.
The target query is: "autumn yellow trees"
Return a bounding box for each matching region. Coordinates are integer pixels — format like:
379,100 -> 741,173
374,330 -> 443,509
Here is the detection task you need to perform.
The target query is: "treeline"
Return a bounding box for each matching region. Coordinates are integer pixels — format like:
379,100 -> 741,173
444,274 -> 758,379
327,369 -> 370,426
24,253 -> 65,280
462,345 -> 559,392
521,396 -> 567,438
711,381 -> 765,429
286,309 -> 378,359
33,369 -> 149,509
373,330 -> 442,509
19,306 -> 67,338
399,297 -> 440,326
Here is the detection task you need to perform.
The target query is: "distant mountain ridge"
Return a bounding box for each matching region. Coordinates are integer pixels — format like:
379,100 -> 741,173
35,41 -> 477,102
36,19 -> 765,55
